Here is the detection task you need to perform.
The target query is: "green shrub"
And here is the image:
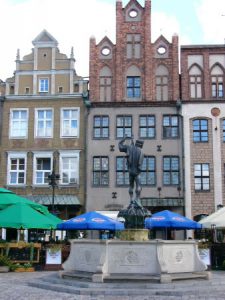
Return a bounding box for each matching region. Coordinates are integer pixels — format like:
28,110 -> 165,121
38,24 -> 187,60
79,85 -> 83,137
0,255 -> 11,267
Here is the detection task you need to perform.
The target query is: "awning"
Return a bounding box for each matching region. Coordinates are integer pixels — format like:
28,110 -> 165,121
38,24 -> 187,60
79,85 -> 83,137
24,195 -> 80,205
96,211 -> 119,220
141,198 -> 184,207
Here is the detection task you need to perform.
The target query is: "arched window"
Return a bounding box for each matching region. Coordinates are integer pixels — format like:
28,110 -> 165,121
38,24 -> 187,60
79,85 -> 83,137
99,67 -> 112,102
211,65 -> 224,99
189,65 -> 202,99
126,65 -> 141,100
156,65 -> 168,101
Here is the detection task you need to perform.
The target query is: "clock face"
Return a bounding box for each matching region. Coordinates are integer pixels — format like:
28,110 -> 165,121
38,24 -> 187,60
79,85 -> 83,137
157,46 -> 167,55
129,9 -> 138,18
101,47 -> 111,56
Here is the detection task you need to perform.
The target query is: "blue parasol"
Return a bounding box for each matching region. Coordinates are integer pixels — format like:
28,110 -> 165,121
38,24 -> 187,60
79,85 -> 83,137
145,210 -> 202,230
57,211 -> 124,230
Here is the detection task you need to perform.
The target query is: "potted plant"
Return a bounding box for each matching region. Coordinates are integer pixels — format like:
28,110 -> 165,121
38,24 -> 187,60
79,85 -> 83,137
13,262 -> 35,272
0,255 -> 11,272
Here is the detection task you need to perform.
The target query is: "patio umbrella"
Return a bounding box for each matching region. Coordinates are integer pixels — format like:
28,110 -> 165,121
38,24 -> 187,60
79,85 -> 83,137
199,207 -> 225,228
145,210 -> 202,230
0,202 -> 61,229
57,211 -> 124,230
0,188 -> 48,214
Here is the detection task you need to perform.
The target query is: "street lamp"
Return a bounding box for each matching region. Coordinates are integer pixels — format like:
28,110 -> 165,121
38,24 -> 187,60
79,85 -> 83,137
48,155 -> 60,214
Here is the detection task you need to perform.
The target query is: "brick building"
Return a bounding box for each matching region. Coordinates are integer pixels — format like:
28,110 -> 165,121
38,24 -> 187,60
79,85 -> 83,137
0,30 -> 87,225
181,45 -> 225,221
86,0 -> 184,234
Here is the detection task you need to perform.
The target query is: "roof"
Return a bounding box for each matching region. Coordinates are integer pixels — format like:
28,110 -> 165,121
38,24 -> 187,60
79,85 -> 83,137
24,195 -> 80,205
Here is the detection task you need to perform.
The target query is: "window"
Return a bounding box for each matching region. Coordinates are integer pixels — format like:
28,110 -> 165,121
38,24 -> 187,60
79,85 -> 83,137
35,109 -> 53,138
60,151 -> 79,185
193,119 -> 208,142
223,120 -> 225,142
61,108 -> 79,137
163,115 -> 179,138
10,109 -> 28,138
93,116 -> 109,139
194,163 -> 210,191
139,115 -> 155,138
116,156 -> 129,186
25,87 -> 30,94
127,76 -> 141,98
211,65 -> 224,99
212,79 -> 224,98
189,65 -> 202,99
58,87 -> 63,93
163,156 -> 179,185
116,116 -> 132,138
93,156 -> 109,186
39,78 -> 49,93
140,156 -> 156,185
34,154 -> 51,185
9,85 -> 14,95
7,153 -> 26,185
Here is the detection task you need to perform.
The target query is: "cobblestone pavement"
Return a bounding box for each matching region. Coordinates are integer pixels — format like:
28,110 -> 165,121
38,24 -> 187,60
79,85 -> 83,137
0,270 -> 225,300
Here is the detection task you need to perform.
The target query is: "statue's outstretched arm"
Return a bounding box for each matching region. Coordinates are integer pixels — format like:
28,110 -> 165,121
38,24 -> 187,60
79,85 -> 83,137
118,136 -> 129,153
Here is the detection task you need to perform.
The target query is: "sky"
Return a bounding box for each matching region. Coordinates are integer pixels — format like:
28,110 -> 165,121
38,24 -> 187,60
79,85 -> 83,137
0,0 -> 225,80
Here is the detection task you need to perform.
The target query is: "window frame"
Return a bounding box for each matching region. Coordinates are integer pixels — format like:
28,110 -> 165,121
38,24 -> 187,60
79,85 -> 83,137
193,119 -> 208,142
126,76 -> 141,99
194,163 -> 210,191
9,108 -> 28,139
140,156 -> 156,186
60,107 -> 80,138
35,108 -> 53,138
59,150 -> 80,185
163,156 -> 180,186
7,152 -> 27,186
116,115 -> 132,139
211,76 -> 224,99
92,156 -> 109,187
39,78 -> 49,93
139,115 -> 155,139
163,115 -> 179,139
33,152 -> 53,186
93,115 -> 109,139
116,156 -> 129,186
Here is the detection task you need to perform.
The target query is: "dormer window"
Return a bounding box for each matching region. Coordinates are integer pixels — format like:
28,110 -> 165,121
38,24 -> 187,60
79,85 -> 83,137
9,85 -> 14,95
39,78 -> 49,93
25,87 -> 30,94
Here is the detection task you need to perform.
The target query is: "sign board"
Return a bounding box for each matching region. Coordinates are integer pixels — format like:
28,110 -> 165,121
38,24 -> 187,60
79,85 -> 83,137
198,248 -> 210,266
46,248 -> 62,265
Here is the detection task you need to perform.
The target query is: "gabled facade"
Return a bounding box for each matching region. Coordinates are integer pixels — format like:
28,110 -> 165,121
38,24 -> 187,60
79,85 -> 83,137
181,45 -> 225,221
87,0 -> 184,235
0,30 -> 88,221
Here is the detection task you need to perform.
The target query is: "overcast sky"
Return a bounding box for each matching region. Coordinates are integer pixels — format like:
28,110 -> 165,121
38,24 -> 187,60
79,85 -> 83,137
0,0 -> 225,80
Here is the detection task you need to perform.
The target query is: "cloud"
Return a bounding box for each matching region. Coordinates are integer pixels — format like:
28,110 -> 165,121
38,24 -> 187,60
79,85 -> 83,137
0,0 -> 115,80
196,0 -> 225,44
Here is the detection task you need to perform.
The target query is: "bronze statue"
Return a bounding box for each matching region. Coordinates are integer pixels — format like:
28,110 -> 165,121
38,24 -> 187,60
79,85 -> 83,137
118,135 -> 151,229
118,136 -> 144,205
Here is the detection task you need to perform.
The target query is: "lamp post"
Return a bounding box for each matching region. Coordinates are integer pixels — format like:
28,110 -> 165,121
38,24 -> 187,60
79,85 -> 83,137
48,155 -> 60,215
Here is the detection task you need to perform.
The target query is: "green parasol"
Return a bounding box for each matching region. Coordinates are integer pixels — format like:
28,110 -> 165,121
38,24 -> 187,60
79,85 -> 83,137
0,202 -> 61,229
0,188 -> 48,214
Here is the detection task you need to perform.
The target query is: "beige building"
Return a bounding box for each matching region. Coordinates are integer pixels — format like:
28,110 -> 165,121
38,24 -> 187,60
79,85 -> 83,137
0,30 -> 88,223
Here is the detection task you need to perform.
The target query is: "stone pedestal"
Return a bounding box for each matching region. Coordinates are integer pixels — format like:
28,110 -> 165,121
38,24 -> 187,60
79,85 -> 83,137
120,229 -> 149,241
61,239 -> 209,283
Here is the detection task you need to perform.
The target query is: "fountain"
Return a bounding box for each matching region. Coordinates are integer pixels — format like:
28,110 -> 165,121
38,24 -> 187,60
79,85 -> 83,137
61,136 -> 209,283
